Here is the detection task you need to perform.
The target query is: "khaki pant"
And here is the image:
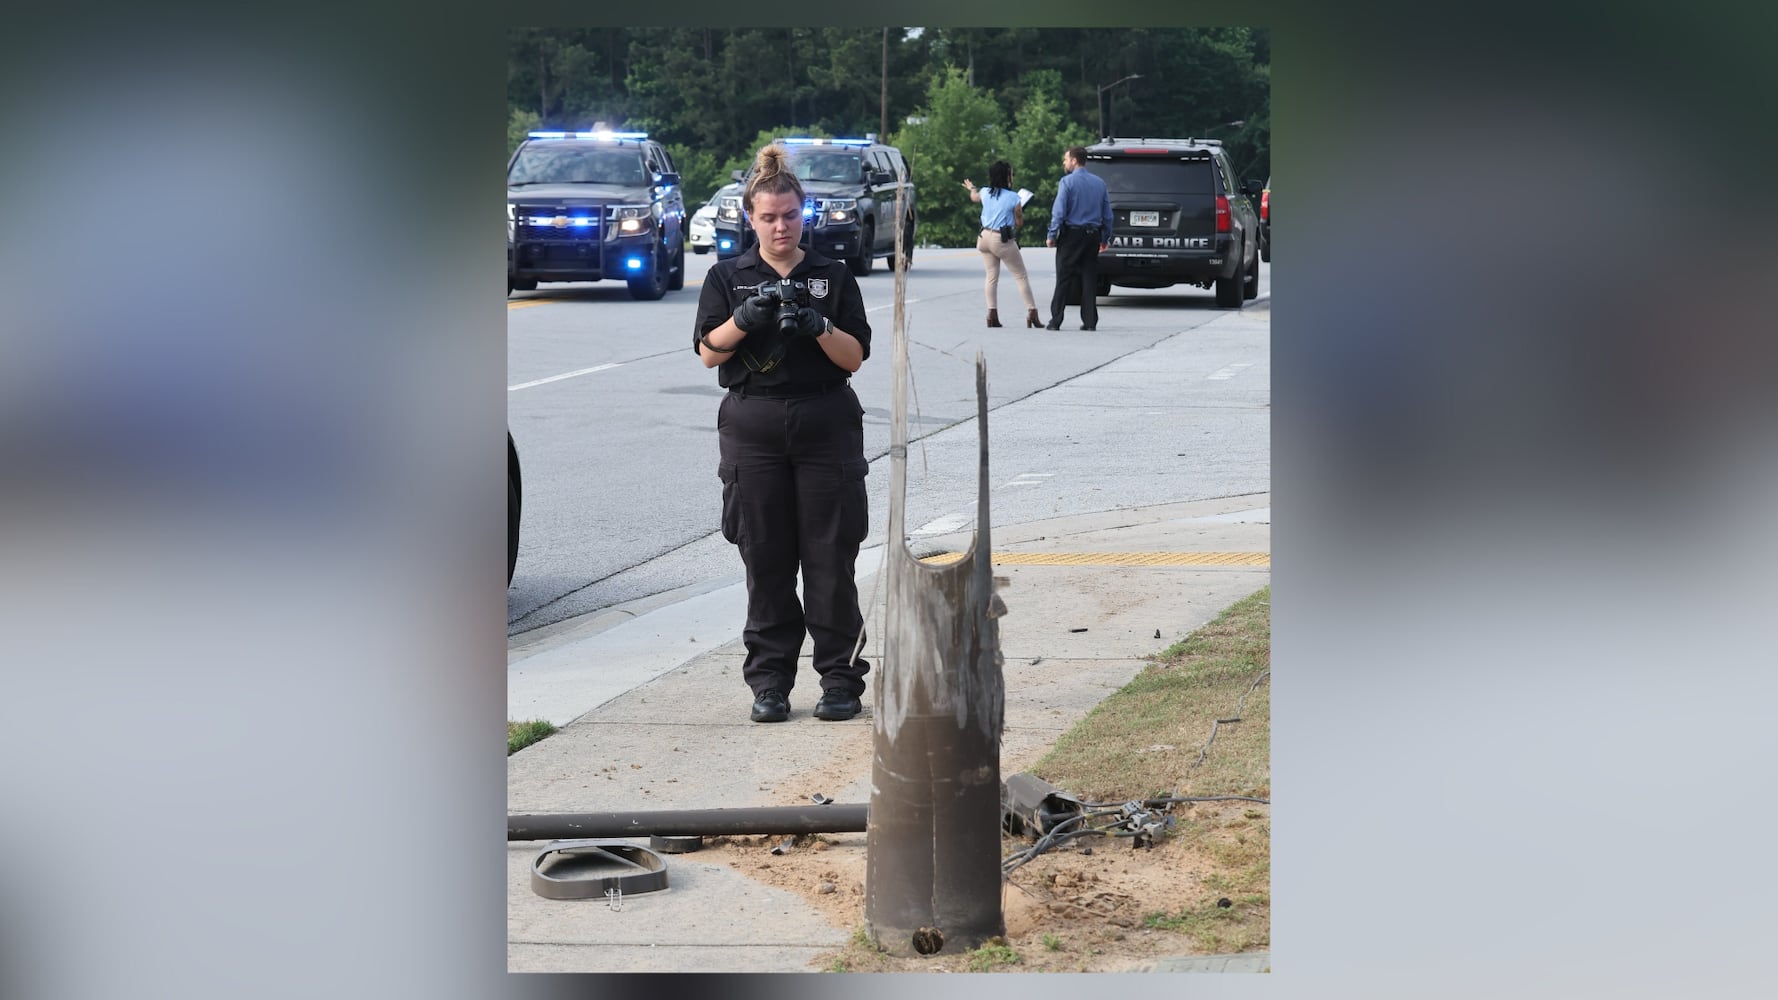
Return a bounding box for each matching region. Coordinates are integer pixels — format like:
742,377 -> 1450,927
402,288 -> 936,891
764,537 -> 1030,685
976,229 -> 1038,311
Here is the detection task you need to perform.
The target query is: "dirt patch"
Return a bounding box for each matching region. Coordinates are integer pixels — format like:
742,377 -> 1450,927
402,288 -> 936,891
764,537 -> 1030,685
694,798 -> 1268,973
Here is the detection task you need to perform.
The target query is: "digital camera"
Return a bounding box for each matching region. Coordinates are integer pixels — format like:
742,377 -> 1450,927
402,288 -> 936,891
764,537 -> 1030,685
750,278 -> 812,334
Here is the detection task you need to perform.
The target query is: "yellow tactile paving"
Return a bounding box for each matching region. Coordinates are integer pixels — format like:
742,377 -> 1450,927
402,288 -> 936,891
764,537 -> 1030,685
918,552 -> 1270,567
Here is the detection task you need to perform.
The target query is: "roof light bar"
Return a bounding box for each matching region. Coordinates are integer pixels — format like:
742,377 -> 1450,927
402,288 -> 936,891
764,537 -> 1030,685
780,137 -> 872,147
528,130 -> 650,141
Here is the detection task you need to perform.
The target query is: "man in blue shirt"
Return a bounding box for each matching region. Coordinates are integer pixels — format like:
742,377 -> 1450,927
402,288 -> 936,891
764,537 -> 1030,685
1045,146 -> 1114,331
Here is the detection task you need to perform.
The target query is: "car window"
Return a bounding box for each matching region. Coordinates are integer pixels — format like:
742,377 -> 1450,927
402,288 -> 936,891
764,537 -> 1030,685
1216,155 -> 1238,195
509,146 -> 648,186
1092,157 -> 1215,195
791,151 -> 863,183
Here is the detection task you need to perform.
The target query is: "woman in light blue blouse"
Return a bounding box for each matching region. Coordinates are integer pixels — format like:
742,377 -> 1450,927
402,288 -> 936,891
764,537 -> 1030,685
962,161 -> 1040,328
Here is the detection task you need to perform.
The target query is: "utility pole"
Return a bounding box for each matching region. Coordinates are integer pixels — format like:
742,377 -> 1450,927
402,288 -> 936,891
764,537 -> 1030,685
865,208 -> 1007,958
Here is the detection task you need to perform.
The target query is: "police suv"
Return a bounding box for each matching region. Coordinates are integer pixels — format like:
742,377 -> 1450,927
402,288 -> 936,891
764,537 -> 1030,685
506,130 -> 687,300
1086,137 -> 1263,308
712,137 -> 916,277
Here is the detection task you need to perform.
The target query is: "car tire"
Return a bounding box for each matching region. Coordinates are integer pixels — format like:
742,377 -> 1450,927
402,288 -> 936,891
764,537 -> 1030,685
511,277 -> 537,292
628,242 -> 670,301
508,435 -> 521,586
892,222 -> 914,271
849,223 -> 874,277
1260,229 -> 1271,263
1242,247 -> 1259,300
667,241 -> 685,291
1096,276 -> 1112,299
693,244 -> 709,255
1214,255 -> 1244,308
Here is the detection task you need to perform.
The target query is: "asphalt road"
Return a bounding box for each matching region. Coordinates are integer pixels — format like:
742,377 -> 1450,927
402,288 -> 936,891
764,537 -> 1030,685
507,244 -> 1269,637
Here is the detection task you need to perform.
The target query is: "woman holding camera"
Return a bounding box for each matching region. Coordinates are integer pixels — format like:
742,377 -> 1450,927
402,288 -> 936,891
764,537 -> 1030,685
962,160 -> 1039,328
692,142 -> 874,725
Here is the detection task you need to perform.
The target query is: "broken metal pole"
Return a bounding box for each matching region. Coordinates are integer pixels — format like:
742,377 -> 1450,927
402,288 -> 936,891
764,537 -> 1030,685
864,204 -> 1006,958
507,802 -> 867,842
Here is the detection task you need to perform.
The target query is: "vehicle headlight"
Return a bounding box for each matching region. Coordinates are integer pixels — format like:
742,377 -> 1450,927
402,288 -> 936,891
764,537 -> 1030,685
507,204 -> 515,243
822,198 -> 858,226
717,196 -> 742,224
609,204 -> 653,239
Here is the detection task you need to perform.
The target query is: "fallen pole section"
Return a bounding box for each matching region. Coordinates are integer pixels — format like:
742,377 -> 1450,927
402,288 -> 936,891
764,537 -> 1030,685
508,803 -> 868,842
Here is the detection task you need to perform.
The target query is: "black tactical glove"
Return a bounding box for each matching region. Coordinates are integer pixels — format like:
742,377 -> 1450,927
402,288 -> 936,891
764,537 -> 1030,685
791,306 -> 829,339
732,294 -> 777,335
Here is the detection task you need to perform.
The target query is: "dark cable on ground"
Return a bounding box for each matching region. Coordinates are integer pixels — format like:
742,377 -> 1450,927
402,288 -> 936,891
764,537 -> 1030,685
1003,666 -> 1273,875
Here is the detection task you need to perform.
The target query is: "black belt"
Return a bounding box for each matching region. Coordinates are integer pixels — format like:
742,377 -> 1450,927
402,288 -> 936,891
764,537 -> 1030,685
1061,223 -> 1101,236
732,381 -> 847,400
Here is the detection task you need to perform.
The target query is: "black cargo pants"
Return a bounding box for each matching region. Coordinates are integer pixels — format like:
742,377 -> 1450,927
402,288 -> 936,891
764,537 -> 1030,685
716,383 -> 871,701
1048,224 -> 1102,329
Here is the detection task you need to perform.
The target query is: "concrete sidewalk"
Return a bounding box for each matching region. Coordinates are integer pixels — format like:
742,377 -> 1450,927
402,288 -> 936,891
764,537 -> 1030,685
506,493 -> 1270,973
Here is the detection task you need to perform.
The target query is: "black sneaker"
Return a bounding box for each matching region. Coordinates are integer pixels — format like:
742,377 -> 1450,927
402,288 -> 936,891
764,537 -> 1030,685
750,690 -> 790,723
813,691 -> 862,721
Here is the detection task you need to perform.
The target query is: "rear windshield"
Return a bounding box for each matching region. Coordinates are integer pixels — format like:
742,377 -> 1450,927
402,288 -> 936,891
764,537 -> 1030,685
1088,157 -> 1215,195
509,146 -> 649,186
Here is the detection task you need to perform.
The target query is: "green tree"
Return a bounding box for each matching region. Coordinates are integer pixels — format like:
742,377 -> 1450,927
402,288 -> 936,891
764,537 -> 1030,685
1006,70 -> 1096,245
887,66 -> 1006,248
507,107 -> 541,157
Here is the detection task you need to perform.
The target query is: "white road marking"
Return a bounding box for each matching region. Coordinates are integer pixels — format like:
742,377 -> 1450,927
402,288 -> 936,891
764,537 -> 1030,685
1207,363 -> 1253,381
509,363 -> 622,391
911,512 -> 973,537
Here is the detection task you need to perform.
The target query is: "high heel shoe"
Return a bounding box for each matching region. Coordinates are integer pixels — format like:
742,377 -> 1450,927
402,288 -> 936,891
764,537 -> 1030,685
986,308 -> 1002,328
1026,309 -> 1041,328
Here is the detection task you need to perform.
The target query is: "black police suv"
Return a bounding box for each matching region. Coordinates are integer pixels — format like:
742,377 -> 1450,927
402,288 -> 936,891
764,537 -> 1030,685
507,130 -> 687,300
712,137 -> 916,277
1086,137 -> 1263,308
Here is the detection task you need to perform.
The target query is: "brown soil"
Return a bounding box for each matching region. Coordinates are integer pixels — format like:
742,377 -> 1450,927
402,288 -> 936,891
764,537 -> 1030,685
695,797 -> 1267,973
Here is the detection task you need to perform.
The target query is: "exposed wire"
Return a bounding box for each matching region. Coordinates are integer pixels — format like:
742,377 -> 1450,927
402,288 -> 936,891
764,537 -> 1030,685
1186,670 -> 1270,775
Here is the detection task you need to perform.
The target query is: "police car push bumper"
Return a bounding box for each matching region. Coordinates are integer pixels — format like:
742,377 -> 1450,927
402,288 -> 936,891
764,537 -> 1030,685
508,205 -> 661,281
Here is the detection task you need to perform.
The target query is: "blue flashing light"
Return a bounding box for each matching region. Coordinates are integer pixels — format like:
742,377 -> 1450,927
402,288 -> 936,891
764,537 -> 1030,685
780,137 -> 872,147
718,239 -> 732,250
523,216 -> 597,227
626,258 -> 643,270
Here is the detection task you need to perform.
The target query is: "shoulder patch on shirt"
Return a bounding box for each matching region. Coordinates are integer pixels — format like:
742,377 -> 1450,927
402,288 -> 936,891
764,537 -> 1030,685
808,277 -> 829,298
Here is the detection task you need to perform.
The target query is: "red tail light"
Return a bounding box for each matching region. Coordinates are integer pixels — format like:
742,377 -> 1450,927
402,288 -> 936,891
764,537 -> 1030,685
1215,195 -> 1230,233
1260,189 -> 1269,222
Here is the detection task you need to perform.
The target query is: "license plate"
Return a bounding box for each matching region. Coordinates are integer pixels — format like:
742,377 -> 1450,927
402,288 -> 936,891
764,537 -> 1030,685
1130,211 -> 1160,227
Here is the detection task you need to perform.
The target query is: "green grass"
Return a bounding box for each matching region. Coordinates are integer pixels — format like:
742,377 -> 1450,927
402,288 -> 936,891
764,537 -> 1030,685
507,719 -> 557,755
1041,933 -> 1062,951
1029,587 -> 1270,802
965,941 -> 1021,971
1141,889 -> 1271,953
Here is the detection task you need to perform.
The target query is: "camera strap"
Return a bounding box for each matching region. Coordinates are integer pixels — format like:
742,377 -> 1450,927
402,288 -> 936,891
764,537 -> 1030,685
739,341 -> 787,373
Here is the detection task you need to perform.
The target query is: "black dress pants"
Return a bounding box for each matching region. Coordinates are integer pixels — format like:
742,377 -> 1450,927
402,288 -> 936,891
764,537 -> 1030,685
716,385 -> 871,700
1048,226 -> 1101,329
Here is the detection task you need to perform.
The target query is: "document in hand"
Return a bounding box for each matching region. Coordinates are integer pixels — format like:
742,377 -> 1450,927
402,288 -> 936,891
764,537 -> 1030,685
1017,188 -> 1034,207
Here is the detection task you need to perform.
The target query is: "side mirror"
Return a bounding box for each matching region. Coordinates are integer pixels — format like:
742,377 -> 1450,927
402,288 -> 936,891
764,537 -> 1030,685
1243,178 -> 1263,197
656,171 -> 681,189
871,170 -> 894,185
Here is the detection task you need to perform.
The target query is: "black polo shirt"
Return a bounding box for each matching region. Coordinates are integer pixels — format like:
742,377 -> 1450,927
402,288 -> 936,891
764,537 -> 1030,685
692,246 -> 872,392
